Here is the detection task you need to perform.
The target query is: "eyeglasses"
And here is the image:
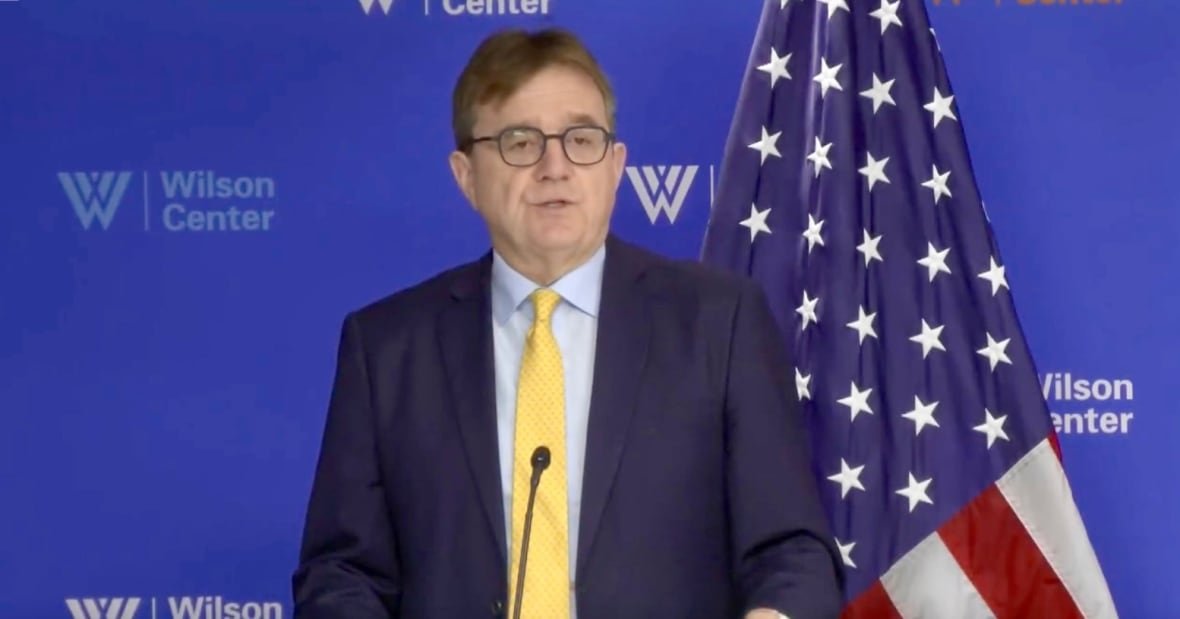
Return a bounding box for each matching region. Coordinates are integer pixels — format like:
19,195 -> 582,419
467,125 -> 615,167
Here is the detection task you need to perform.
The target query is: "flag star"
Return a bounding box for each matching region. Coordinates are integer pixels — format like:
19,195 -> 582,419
817,0 -> 850,20
857,229 -> 884,267
807,137 -> 834,177
739,204 -> 772,242
795,367 -> 812,401
901,395 -> 940,436
780,0 -> 791,8
837,381 -> 873,422
858,152 -> 890,191
978,256 -> 1009,296
974,409 -> 1010,449
845,306 -> 878,345
835,538 -> 857,568
748,125 -> 782,165
924,86 -> 958,128
859,73 -> 896,114
869,0 -> 903,34
812,57 -> 844,98
922,164 -> 953,204
896,473 -> 934,512
976,332 -> 1013,371
827,458 -> 866,499
909,319 -> 946,358
917,242 -> 952,282
796,290 -> 819,331
802,214 -> 826,253
757,47 -> 792,88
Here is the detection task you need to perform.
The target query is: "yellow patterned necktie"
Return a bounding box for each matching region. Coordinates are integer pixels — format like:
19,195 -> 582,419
508,288 -> 570,619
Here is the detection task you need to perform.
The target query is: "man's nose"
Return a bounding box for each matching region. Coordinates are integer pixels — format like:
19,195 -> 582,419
534,137 -> 573,177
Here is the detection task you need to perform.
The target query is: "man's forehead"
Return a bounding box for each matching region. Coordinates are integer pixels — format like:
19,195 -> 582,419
479,107 -> 606,130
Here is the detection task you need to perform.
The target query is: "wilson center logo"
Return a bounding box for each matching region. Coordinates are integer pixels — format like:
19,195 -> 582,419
359,0 -> 551,16
65,598 -> 141,619
57,170 -> 278,233
58,172 -> 134,231
625,164 -> 712,225
358,0 -> 395,14
65,596 -> 283,619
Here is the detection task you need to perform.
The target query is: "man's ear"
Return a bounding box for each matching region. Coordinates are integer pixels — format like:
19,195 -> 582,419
448,149 -> 477,209
610,140 -> 627,190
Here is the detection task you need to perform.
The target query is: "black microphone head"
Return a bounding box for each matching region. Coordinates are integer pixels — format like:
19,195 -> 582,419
531,446 -> 550,471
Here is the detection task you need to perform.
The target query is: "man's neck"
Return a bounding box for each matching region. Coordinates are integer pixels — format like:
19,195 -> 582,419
499,244 -> 603,287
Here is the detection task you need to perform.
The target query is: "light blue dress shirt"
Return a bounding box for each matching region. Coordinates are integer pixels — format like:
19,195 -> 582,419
490,244 -> 603,617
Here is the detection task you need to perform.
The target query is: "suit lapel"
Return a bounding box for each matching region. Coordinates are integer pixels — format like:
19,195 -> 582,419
577,236 -> 650,575
437,253 -> 507,564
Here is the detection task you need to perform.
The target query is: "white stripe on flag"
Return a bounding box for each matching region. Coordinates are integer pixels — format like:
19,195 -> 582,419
880,531 -> 995,619
997,438 -> 1119,619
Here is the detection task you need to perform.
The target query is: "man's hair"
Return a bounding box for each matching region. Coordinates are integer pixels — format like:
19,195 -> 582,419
451,27 -> 617,151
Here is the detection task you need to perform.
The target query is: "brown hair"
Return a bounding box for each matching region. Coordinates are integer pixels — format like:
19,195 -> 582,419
451,27 -> 617,151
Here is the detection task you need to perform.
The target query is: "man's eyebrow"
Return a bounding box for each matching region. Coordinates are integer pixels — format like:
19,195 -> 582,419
565,112 -> 604,126
495,113 -> 605,132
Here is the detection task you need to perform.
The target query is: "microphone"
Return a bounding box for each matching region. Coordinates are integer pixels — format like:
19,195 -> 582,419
511,446 -> 551,619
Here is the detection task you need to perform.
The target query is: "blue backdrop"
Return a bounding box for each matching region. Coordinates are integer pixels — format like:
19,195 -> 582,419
1,1 -> 1173,617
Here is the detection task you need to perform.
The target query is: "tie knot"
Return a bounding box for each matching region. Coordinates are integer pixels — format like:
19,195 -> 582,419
530,288 -> 561,323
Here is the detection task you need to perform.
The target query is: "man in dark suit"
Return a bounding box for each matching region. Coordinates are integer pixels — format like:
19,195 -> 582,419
292,27 -> 843,619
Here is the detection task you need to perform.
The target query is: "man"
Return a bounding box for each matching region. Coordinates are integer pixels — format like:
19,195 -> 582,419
292,27 -> 843,619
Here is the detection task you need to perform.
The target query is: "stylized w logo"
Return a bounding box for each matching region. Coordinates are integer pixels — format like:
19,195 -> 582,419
57,171 -> 133,231
358,0 -> 395,14
65,597 -> 142,619
625,165 -> 699,224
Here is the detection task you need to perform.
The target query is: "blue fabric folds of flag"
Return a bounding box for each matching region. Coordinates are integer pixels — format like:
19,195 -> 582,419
701,1 -> 1116,617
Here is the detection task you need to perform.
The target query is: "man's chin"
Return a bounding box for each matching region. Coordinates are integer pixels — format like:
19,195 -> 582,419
525,227 -> 585,253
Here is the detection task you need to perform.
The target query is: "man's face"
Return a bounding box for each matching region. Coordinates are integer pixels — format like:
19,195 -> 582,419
449,64 -> 626,277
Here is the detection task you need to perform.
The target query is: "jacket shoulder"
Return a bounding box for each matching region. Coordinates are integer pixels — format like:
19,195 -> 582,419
618,238 -> 757,302
345,253 -> 488,334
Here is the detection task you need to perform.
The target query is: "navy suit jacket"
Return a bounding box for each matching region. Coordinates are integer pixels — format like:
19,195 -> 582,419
292,235 -> 843,619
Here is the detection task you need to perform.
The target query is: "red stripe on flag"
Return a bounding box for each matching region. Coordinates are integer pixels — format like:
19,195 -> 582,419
841,580 -> 901,619
939,484 -> 1082,619
1049,430 -> 1063,461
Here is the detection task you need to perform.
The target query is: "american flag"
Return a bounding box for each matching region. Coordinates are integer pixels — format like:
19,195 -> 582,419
700,1 -> 1117,617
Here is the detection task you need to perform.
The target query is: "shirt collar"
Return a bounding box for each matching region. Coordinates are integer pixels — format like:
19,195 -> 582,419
490,243 -> 605,324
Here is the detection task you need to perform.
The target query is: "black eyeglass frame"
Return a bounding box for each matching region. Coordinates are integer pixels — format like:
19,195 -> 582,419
464,124 -> 617,167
